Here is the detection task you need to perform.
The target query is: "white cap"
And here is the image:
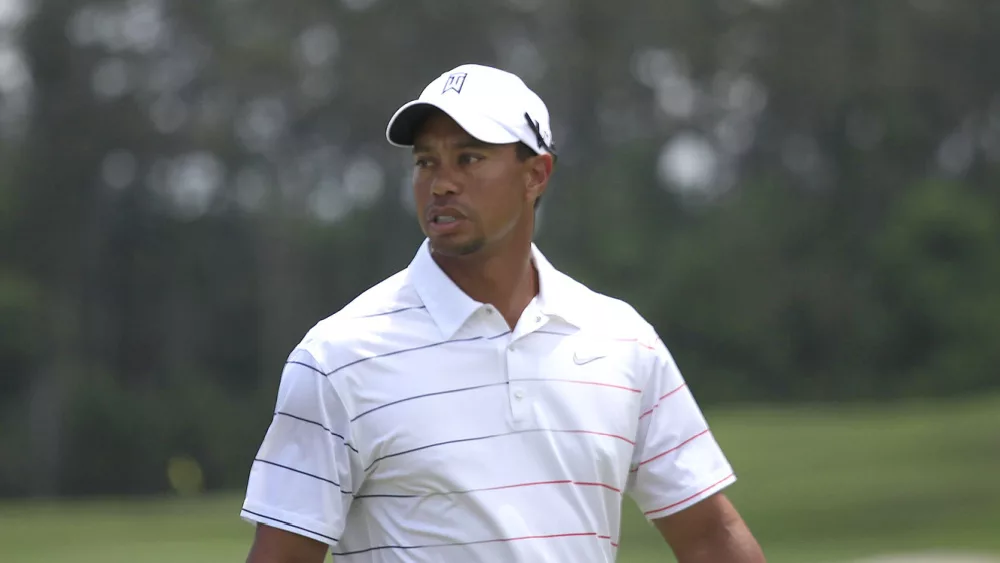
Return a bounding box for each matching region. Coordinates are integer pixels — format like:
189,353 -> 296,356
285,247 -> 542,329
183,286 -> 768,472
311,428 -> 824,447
385,64 -> 556,158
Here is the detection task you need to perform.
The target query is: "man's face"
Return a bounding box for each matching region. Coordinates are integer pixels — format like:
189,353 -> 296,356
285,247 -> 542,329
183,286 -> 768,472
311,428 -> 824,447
411,112 -> 537,258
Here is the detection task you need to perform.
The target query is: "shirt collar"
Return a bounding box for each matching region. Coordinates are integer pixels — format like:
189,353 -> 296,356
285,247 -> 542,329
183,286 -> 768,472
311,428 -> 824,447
531,243 -> 586,329
407,239 -> 483,339
407,239 -> 584,339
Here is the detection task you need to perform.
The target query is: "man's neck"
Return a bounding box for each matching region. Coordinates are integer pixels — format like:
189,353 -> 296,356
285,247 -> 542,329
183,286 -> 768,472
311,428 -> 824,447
432,242 -> 538,330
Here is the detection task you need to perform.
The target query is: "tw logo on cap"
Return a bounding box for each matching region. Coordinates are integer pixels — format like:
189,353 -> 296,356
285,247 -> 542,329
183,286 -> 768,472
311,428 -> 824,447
442,72 -> 467,94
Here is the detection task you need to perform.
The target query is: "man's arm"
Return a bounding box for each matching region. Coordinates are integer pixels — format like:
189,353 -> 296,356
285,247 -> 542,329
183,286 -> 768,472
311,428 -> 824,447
653,493 -> 765,563
246,524 -> 329,563
241,346 -> 362,563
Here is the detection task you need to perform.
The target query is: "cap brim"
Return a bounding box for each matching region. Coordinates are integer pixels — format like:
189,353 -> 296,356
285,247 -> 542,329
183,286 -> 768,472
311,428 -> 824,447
385,101 -> 519,148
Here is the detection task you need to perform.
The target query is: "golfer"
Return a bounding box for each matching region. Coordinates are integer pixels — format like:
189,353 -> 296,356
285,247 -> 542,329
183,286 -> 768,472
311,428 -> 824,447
242,64 -> 766,563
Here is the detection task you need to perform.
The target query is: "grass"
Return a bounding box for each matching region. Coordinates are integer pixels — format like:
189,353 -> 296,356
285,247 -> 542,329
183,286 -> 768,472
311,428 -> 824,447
3,395 -> 999,562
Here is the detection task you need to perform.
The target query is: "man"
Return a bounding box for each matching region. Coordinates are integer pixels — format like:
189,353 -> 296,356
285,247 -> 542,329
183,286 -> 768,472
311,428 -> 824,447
242,63 -> 765,562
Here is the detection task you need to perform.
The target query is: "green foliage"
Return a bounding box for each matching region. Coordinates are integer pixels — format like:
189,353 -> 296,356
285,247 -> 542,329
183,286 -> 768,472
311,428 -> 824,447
54,372 -> 269,495
2,0 -> 999,497
0,272 -> 43,400
874,180 -> 1000,396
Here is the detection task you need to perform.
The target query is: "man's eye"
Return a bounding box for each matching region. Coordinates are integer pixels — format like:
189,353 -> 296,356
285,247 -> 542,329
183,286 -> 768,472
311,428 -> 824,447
414,158 -> 431,168
459,154 -> 483,165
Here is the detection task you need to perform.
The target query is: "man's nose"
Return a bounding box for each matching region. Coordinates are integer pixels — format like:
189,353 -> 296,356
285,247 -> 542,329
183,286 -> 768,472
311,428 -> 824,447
430,168 -> 461,197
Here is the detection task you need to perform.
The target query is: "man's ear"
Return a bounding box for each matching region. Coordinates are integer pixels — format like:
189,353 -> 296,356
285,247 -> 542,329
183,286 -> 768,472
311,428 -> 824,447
524,153 -> 554,205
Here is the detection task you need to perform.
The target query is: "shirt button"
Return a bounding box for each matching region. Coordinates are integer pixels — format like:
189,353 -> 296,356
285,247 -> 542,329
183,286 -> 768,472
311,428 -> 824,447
514,390 -> 525,400
535,316 -> 542,323
508,344 -> 516,352
485,308 -> 494,315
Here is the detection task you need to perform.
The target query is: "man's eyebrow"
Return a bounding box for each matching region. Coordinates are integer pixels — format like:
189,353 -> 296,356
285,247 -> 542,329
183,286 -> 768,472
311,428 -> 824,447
454,139 -> 494,149
412,139 -> 496,153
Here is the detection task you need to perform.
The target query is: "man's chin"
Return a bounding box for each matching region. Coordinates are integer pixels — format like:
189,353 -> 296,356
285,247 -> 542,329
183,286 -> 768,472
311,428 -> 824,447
430,237 -> 486,258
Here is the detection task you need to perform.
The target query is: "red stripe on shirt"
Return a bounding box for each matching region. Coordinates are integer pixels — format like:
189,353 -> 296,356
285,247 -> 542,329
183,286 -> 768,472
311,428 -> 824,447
638,383 -> 688,420
552,378 -> 642,393
643,473 -> 736,516
481,531 -> 598,544
613,337 -> 657,351
597,534 -> 619,547
559,429 -> 636,446
480,479 -> 622,494
572,481 -> 623,493
333,531 -> 614,556
357,478 -> 624,499
631,429 -> 711,472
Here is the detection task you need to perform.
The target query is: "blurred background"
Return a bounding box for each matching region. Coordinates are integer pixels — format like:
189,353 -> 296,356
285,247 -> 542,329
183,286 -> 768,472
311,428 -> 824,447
1,0 -> 999,561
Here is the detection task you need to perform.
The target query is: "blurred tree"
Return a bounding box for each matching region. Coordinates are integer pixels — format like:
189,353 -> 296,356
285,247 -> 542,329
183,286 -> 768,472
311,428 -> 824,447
874,180 -> 1000,397
1,0 -> 998,496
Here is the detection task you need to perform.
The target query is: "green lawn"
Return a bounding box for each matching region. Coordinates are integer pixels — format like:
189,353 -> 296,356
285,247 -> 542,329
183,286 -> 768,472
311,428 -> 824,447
3,396 -> 999,562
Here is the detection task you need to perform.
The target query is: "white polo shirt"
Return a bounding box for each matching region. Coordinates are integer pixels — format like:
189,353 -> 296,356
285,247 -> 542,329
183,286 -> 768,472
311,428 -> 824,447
241,240 -> 735,562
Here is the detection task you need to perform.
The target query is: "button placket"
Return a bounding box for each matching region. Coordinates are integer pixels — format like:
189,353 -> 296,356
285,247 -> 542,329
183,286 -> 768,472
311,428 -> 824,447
505,337 -> 531,425
505,302 -> 547,426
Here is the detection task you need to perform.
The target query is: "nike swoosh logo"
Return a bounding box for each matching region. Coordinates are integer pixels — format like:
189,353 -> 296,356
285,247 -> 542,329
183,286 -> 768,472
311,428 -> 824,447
573,352 -> 607,366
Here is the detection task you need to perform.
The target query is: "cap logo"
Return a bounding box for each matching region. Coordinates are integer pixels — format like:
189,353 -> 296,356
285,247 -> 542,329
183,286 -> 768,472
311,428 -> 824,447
525,112 -> 557,162
442,72 -> 467,94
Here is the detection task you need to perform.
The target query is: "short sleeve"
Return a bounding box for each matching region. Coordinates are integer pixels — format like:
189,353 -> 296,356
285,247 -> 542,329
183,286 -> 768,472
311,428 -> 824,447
625,336 -> 736,520
241,347 -> 362,547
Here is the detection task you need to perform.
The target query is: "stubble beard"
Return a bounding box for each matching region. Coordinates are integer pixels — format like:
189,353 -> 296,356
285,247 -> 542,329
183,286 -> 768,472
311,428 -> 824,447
431,235 -> 486,258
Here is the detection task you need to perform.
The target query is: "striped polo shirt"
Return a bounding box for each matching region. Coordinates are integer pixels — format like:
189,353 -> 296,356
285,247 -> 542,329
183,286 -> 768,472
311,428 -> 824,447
241,240 -> 736,562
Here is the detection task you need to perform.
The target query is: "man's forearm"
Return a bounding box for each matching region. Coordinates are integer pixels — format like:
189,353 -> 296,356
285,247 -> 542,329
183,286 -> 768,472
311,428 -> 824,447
675,519 -> 766,563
